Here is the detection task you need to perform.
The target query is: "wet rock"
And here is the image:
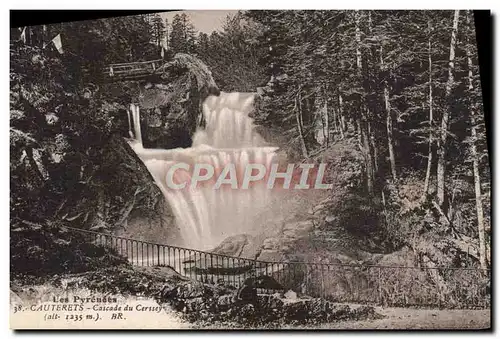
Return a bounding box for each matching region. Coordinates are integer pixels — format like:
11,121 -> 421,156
261,238 -> 279,251
185,297 -> 204,312
281,245 -> 291,252
217,294 -> 234,307
238,303 -> 256,316
146,108 -> 163,127
138,53 -> 219,149
256,250 -> 285,262
283,229 -> 296,239
183,235 -> 257,276
209,234 -> 252,257
45,112 -> 59,125
282,300 -> 309,321
258,294 -> 285,309
283,220 -> 313,233
310,204 -> 327,215
325,215 -> 336,223
284,290 -> 297,300
10,290 -> 24,306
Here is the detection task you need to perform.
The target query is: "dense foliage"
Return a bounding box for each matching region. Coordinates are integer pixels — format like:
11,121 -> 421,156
245,10 -> 490,269
10,16 -> 168,275
167,12 -> 268,91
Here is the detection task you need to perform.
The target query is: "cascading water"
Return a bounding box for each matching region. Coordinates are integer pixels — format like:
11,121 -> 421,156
128,92 -> 281,251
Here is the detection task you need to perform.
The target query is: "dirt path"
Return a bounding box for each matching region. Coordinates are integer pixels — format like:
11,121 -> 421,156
319,307 -> 491,330
194,307 -> 490,330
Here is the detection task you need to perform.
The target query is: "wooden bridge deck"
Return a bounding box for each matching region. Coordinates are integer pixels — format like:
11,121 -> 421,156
102,59 -> 165,81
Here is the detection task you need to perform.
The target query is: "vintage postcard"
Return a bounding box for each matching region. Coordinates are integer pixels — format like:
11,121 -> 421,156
10,9 -> 491,330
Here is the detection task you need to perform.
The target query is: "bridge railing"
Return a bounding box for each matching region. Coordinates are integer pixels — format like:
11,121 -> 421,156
103,59 -> 164,78
64,226 -> 490,309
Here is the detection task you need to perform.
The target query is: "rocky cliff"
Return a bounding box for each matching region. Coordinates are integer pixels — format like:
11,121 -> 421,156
137,53 -> 220,149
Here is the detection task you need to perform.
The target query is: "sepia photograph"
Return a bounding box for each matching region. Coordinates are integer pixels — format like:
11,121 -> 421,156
9,9 -> 491,330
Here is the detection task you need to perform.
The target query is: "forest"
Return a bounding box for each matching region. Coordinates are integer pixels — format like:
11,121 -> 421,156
10,10 -> 490,280
168,10 -> 491,271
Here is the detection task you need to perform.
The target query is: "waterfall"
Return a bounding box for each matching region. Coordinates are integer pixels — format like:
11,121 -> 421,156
128,92 -> 281,251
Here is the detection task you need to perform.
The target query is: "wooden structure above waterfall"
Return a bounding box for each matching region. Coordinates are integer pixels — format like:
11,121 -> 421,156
98,55 -> 219,94
102,59 -> 165,82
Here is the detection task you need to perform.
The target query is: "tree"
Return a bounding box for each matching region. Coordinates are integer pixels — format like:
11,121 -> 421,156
244,10 -> 489,261
197,32 -> 209,56
436,10 -> 460,208
151,14 -> 166,48
164,18 -> 169,50
355,10 -> 375,194
195,12 -> 267,92
169,14 -> 185,53
184,14 -> 198,54
464,11 -> 488,270
169,13 -> 197,54
422,17 -> 435,200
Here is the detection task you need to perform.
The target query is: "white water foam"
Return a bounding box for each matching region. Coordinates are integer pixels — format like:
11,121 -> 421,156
128,92 -> 281,250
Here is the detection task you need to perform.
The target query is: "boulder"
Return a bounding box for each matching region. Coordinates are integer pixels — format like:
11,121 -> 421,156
261,238 -> 280,251
137,53 -> 220,149
284,289 -> 298,300
325,215 -> 336,223
256,250 -> 285,263
159,277 -> 382,327
209,234 -> 253,257
183,234 -> 256,276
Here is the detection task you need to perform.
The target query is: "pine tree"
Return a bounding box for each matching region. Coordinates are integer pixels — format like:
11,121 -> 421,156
196,12 -> 267,91
197,32 -> 209,56
169,14 -> 185,53
150,14 -> 166,48
169,13 -> 197,54
463,10 -> 488,270
436,10 -> 460,208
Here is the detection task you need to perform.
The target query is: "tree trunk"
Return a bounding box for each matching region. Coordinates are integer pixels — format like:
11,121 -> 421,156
332,100 -> 338,133
466,11 -> 487,271
355,11 -> 362,70
355,11 -> 363,148
380,44 -> 397,182
361,118 -> 374,194
422,21 -> 434,201
336,91 -> 345,139
356,120 -> 362,145
384,85 -> 396,181
323,85 -> 330,147
339,92 -> 346,133
368,122 -> 378,173
339,117 -> 345,139
295,88 -> 309,159
437,10 -> 460,207
354,11 -> 374,195
323,101 -> 330,147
